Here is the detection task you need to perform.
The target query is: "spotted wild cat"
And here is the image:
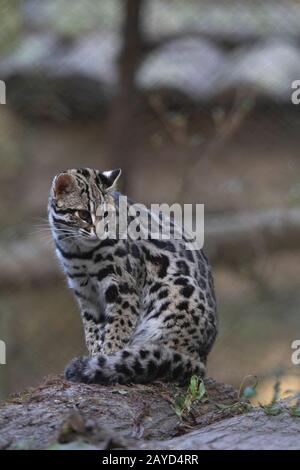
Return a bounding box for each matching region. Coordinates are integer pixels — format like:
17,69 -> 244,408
48,168 -> 217,384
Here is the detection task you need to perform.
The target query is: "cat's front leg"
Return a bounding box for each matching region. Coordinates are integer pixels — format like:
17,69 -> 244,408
99,282 -> 140,354
74,292 -> 105,356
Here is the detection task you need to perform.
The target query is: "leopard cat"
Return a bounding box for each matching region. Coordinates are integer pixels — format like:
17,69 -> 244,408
48,168 -> 217,385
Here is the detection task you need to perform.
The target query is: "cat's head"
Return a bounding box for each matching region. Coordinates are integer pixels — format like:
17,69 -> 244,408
48,167 -> 121,240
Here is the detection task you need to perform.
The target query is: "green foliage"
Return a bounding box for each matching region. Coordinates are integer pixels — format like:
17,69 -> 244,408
174,375 -> 259,419
174,373 -> 298,421
259,380 -> 283,416
260,403 -> 282,416
213,376 -> 258,415
258,380 -> 300,417
288,404 -> 300,417
175,375 -> 206,417
214,401 -> 253,413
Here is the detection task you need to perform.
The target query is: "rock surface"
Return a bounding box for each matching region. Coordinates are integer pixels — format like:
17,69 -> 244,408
138,408 -> 300,450
0,375 -> 237,449
0,375 -> 299,450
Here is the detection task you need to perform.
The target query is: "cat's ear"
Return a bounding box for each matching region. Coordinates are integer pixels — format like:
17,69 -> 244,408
98,168 -> 122,191
53,173 -> 76,197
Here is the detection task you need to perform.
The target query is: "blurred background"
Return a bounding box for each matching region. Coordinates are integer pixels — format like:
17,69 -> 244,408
0,0 -> 300,402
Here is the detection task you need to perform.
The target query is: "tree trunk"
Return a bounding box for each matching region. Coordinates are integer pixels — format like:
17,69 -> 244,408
108,0 -> 144,191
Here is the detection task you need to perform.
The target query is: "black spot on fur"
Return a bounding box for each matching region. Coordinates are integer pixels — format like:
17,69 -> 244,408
158,289 -> 169,299
150,282 -> 162,294
105,285 -> 119,303
126,258 -> 132,273
122,350 -> 131,358
176,260 -> 190,276
173,352 -> 181,363
177,301 -> 189,311
158,255 -> 170,278
98,266 -> 115,281
188,327 -> 197,334
140,349 -> 150,359
142,248 -> 169,278
119,283 -> 134,295
131,244 -> 140,259
177,314 -> 185,320
131,305 -> 138,315
115,362 -> 132,377
98,356 -> 106,367
93,370 -> 105,382
149,300 -> 171,320
153,349 -> 161,359
83,311 -> 94,322
172,364 -> 183,379
115,248 -> 127,257
147,360 -> 157,376
185,250 -> 194,262
180,285 -> 195,298
150,240 -> 176,253
146,300 -> 155,314
78,168 -> 90,178
174,277 -> 189,286
163,313 -> 175,323
133,359 -> 144,376
157,360 -> 171,377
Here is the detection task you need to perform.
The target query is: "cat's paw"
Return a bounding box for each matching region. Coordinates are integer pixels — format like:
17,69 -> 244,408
64,356 -> 91,383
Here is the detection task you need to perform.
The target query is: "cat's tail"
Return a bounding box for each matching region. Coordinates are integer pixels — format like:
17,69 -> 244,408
65,345 -> 206,385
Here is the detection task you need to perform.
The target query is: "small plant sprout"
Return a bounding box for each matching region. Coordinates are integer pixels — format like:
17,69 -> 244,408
174,375 -> 206,418
259,380 -> 283,416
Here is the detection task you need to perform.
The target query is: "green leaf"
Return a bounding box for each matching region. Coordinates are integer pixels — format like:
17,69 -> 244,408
288,406 -> 300,417
174,395 -> 185,417
197,381 -> 206,400
189,375 -> 199,396
260,404 -> 282,416
215,403 -> 233,410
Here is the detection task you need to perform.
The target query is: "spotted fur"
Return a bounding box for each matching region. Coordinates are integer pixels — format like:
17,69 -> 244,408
48,168 -> 217,384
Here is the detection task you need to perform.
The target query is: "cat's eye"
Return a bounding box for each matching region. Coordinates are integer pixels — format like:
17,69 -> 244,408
77,210 -> 92,224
